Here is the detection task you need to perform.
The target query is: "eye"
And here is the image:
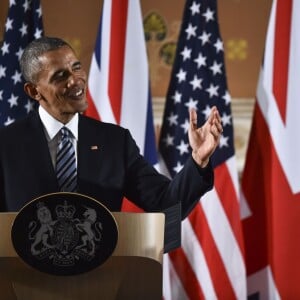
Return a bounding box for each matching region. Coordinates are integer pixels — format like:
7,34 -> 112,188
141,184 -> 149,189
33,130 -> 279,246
52,70 -> 68,82
56,71 -> 63,78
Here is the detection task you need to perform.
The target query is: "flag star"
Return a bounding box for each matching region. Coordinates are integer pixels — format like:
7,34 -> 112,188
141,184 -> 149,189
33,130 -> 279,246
25,99 -> 35,113
189,75 -> 202,90
15,47 -> 24,60
4,116 -> 15,126
198,31 -> 211,45
202,8 -> 214,22
1,0 -> 44,129
167,112 -> 179,126
221,112 -> 231,127
11,70 -> 22,84
214,38 -> 224,53
194,52 -> 207,68
5,17 -> 13,31
163,134 -> 175,147
185,97 -> 198,110
172,91 -> 182,104
23,0 -> 31,12
173,161 -> 184,174
158,0 -> 237,191
190,1 -> 200,15
185,23 -> 197,39
176,140 -> 190,155
1,42 -> 10,55
202,105 -> 212,119
209,61 -> 222,75
222,91 -> 231,105
176,68 -> 187,83
19,23 -> 28,36
206,83 -> 219,98
181,46 -> 192,61
181,119 -> 190,134
219,135 -> 229,148
36,6 -> 42,18
0,65 -> 7,78
34,28 -> 43,39
7,93 -> 18,107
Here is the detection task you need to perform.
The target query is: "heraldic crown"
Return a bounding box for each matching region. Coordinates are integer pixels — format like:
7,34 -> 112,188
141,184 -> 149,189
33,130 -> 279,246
56,200 -> 76,219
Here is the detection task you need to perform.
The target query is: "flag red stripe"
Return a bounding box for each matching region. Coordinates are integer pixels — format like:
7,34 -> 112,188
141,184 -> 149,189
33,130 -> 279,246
108,0 -> 128,124
86,89 -> 101,121
273,0 -> 292,123
169,248 -> 205,299
189,204 -> 237,299
121,198 -> 143,212
214,164 -> 245,255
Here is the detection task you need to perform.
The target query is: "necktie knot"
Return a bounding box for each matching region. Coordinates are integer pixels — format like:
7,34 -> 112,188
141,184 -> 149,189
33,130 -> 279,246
61,127 -> 71,139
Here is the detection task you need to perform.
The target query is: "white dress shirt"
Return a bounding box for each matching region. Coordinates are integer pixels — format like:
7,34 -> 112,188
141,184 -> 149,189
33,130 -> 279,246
38,106 -> 79,169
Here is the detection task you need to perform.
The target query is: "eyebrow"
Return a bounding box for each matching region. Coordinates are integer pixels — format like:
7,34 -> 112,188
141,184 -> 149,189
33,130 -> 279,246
73,61 -> 81,69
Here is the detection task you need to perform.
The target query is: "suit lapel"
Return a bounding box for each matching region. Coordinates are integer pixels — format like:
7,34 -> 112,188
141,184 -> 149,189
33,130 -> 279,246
77,115 -> 103,189
26,112 -> 58,191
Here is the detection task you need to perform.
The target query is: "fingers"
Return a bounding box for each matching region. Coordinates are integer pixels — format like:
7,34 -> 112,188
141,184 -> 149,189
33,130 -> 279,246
210,106 -> 223,138
214,112 -> 223,134
211,124 -> 222,140
190,106 -> 223,135
189,108 -> 198,130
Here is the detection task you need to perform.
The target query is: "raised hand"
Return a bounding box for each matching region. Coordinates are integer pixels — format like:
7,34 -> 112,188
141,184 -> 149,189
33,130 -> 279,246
188,106 -> 223,167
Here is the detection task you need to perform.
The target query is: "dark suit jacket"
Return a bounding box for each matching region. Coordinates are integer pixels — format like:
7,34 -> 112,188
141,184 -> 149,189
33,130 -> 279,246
0,112 -> 214,215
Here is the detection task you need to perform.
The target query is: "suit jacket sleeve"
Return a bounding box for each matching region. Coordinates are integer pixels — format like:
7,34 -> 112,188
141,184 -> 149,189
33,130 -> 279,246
122,129 -> 214,219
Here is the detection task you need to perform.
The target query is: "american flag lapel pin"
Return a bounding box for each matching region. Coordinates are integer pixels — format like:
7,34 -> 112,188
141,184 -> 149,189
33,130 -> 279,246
90,145 -> 99,150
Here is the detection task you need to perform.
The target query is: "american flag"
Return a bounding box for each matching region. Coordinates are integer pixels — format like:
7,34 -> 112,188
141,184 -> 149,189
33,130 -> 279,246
0,0 -> 43,128
242,0 -> 300,298
85,0 -> 157,211
159,0 -> 246,298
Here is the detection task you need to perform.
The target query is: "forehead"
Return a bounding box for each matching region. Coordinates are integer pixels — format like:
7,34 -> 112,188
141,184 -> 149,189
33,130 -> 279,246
38,46 -> 79,70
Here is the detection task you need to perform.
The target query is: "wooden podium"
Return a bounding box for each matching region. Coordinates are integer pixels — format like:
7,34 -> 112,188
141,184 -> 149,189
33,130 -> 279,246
0,212 -> 165,300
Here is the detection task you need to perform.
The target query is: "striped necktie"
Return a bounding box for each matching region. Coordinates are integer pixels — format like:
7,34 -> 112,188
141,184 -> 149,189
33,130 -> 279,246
56,127 -> 77,192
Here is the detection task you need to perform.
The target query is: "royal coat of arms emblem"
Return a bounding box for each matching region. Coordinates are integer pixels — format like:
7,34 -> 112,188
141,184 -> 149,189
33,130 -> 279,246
12,193 -> 118,275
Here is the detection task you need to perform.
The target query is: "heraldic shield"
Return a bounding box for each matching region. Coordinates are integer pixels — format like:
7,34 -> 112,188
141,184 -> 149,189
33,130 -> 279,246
11,192 -> 118,276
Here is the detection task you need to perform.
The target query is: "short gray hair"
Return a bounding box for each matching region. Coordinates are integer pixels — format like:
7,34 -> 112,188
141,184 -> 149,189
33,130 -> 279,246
20,36 -> 73,83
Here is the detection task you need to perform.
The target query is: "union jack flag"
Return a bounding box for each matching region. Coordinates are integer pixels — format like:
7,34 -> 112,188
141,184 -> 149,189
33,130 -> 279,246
0,0 -> 43,127
242,0 -> 300,298
85,0 -> 157,213
87,0 -> 185,257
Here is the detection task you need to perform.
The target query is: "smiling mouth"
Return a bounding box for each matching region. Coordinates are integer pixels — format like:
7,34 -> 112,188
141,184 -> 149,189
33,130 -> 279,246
68,88 -> 85,99
75,89 -> 83,97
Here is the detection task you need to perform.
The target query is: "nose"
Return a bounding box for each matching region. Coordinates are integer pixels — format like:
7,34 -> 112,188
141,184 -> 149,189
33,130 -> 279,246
66,68 -> 86,88
67,74 -> 76,88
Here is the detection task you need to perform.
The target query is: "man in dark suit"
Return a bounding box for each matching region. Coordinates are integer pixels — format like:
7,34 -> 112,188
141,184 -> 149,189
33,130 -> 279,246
0,37 -> 223,217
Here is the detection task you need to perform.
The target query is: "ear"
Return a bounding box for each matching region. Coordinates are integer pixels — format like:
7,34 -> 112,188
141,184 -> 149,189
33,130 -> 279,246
24,82 -> 42,101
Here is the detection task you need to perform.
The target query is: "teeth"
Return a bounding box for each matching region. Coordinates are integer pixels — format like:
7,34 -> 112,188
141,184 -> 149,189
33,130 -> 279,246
75,89 -> 83,96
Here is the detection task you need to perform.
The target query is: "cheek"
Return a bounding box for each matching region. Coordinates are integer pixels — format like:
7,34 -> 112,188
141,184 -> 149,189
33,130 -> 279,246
45,93 -> 64,109
39,85 -> 56,98
79,70 -> 87,81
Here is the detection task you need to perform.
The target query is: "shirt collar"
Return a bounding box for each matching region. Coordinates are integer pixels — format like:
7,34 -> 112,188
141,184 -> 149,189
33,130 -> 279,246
38,106 -> 79,141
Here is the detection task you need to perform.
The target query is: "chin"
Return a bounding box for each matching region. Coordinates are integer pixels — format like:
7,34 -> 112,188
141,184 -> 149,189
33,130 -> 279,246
74,101 -> 88,113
